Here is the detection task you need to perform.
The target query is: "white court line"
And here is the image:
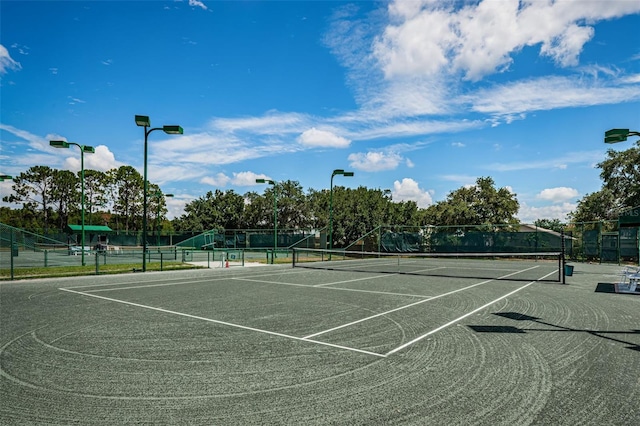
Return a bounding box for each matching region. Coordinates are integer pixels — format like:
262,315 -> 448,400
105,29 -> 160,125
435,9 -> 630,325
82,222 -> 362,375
313,274 -> 392,287
67,268 -> 312,292
58,288 -> 385,358
405,266 -> 447,274
305,259 -> 400,271
303,264 -> 544,340
384,269 -> 558,356
233,277 -> 431,299
83,279 -> 226,293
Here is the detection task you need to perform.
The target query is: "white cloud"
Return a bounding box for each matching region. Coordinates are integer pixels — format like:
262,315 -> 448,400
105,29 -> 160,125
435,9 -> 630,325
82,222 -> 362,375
374,1 -> 640,82
60,145 -> 121,173
536,187 -> 579,203
452,142 -> 465,148
211,111 -> 308,135
188,0 -> 208,11
621,73 -> 640,84
153,131 -> 296,167
517,201 -> 576,223
199,171 -> 272,187
67,97 -> 86,105
467,76 -> 640,116
0,180 -> 16,208
10,43 -> 29,56
440,174 -> 476,186
488,151 -> 603,172
297,127 -> 351,148
165,196 -> 187,220
392,178 -> 433,208
201,173 -> 231,187
232,171 -> 269,186
348,151 -> 402,171
0,44 -> 21,75
320,0 -> 640,131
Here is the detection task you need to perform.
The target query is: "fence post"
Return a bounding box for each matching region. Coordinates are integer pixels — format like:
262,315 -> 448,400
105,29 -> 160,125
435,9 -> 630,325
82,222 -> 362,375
561,229 -> 566,284
10,232 -> 14,280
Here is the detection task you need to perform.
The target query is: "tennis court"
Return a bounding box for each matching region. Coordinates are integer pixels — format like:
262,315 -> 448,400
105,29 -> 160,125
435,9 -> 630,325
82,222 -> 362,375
1,261 -> 639,424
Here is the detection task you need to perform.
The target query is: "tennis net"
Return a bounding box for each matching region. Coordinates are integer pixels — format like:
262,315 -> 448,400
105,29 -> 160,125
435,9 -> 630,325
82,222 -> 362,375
292,248 -> 563,282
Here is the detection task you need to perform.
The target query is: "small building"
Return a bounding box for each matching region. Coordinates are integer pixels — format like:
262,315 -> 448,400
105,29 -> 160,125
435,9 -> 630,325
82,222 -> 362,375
65,225 -> 113,251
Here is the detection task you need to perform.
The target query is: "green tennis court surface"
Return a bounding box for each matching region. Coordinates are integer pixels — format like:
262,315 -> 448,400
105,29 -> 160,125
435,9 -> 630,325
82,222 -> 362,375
1,263 -> 639,424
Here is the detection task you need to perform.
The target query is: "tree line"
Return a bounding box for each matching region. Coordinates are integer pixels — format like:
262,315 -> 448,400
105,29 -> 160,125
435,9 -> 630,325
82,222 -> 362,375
1,141 -> 636,246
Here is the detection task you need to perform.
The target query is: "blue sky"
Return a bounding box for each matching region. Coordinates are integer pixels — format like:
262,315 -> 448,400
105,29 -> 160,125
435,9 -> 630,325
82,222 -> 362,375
1,0 -> 639,223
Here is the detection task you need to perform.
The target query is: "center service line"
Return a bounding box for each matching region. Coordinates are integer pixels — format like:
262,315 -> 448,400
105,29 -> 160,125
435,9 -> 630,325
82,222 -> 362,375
58,288 -> 385,358
304,265 -> 544,340
385,269 -> 558,356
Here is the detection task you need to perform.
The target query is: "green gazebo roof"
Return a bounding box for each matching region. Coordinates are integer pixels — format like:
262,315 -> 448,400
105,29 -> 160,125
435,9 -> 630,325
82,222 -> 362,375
65,225 -> 113,234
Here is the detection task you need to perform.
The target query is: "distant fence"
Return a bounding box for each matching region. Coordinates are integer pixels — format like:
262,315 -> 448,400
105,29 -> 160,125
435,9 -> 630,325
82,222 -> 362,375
176,228 -> 321,250
3,221 -> 637,280
344,222 -> 638,265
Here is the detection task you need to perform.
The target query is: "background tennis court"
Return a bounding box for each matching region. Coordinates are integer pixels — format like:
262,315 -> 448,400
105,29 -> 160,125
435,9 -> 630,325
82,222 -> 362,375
1,262 -> 639,424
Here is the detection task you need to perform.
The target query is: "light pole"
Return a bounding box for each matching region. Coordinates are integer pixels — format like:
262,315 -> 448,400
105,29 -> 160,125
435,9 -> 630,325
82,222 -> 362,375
604,128 -> 640,267
50,140 -> 95,266
605,128 -> 640,144
135,115 -> 183,272
152,191 -> 173,247
256,179 -> 277,261
329,169 -> 354,252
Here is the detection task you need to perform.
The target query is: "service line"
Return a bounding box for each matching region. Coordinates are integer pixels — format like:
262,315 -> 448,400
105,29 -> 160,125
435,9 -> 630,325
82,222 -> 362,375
304,265 -> 544,340
58,287 -> 386,358
385,269 -> 559,356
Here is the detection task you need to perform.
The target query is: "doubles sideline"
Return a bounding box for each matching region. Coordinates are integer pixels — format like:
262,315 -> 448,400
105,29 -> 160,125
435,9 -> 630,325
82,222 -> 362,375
58,266 -> 558,357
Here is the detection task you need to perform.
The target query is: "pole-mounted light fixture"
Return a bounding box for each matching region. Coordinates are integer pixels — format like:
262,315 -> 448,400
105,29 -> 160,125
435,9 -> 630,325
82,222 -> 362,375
605,128 -> 640,144
329,169 -> 354,253
135,115 -> 183,272
256,178 -> 278,262
50,140 -> 95,266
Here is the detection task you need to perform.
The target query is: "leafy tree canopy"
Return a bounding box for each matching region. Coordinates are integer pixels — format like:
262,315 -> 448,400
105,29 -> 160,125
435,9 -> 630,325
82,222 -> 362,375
422,177 -> 519,227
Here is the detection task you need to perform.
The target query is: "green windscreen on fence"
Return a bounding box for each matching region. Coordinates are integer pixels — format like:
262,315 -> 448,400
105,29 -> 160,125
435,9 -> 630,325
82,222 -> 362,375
374,226 -> 567,254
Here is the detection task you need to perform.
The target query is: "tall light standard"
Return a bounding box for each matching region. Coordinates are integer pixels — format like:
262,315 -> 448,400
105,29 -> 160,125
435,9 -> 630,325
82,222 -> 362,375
256,179 -> 277,261
135,115 -> 183,272
329,169 -> 354,252
50,140 -> 95,266
604,128 -> 640,267
605,128 -> 640,144
152,191 -> 173,247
